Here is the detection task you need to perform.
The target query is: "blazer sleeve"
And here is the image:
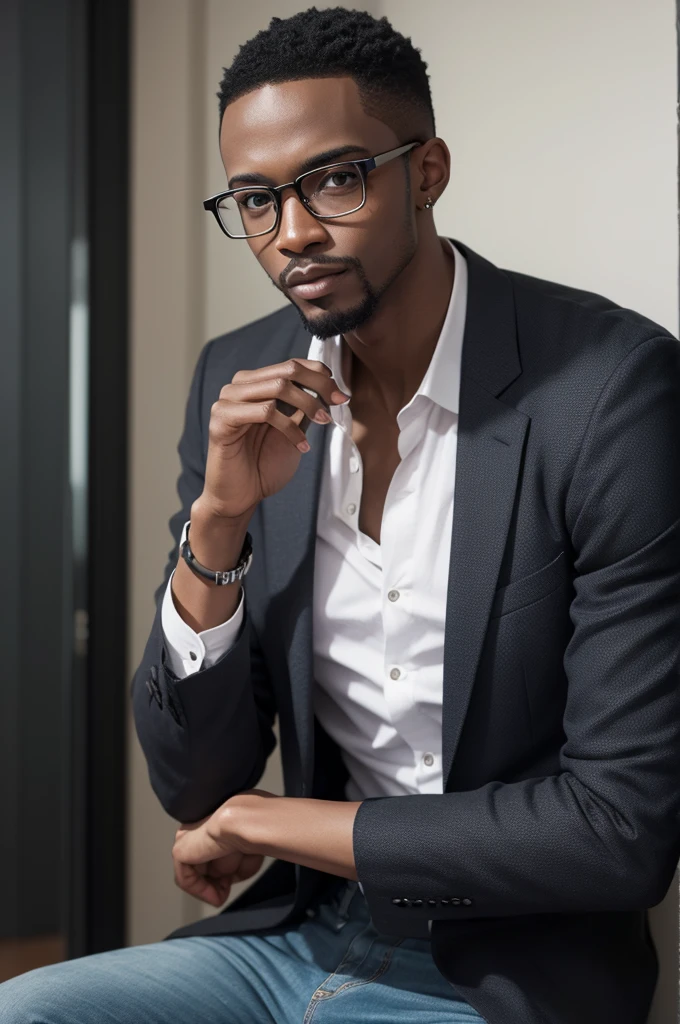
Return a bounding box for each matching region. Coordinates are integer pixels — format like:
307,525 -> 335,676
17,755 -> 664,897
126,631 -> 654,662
130,338 -> 277,824
352,334 -> 680,936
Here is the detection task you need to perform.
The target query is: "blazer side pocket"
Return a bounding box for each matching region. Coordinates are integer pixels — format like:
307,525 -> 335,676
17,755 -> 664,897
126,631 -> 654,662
490,550 -> 570,618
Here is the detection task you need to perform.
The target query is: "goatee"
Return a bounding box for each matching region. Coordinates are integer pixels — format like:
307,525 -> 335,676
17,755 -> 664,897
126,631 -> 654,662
291,287 -> 381,339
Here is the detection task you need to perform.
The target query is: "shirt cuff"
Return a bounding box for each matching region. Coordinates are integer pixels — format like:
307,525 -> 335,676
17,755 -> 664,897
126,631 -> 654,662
160,519 -> 246,678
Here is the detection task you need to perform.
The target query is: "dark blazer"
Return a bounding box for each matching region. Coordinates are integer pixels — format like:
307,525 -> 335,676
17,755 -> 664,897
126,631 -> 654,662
131,239 -> 680,1024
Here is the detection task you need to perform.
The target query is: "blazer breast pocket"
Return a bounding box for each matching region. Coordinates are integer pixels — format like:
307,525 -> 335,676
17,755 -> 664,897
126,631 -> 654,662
489,550 -> 570,619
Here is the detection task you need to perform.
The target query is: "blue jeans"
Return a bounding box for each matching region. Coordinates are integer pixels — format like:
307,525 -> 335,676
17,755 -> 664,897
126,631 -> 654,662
0,879 -> 486,1023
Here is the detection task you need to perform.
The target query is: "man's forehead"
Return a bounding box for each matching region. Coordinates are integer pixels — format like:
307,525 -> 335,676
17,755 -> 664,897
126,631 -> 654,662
219,77 -> 396,173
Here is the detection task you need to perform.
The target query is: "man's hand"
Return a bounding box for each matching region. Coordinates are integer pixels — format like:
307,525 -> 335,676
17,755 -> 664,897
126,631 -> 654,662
172,787 -> 361,908
172,789 -> 274,907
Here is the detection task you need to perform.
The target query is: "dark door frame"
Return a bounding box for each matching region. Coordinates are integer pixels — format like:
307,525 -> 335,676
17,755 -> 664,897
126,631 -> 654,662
0,0 -> 129,957
72,0 -> 130,957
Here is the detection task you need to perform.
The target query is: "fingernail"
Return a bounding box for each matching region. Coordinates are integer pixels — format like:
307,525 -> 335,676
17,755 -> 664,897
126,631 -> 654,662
331,390 -> 350,403
314,409 -> 332,423
297,440 -> 311,453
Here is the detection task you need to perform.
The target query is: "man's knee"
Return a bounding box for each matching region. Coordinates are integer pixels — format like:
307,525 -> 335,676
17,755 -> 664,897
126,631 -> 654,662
0,961 -> 74,1024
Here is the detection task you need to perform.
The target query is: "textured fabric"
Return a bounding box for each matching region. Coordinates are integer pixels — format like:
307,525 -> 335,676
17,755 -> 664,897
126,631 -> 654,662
130,238 -> 680,1024
0,881 -> 485,1024
160,240 -> 467,804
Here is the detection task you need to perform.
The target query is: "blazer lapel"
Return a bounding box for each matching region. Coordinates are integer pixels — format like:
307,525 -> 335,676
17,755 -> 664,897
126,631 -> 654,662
441,241 -> 528,789
262,241 -> 527,800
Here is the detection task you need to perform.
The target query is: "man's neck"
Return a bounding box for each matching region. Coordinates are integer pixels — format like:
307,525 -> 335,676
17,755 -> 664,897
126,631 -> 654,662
341,235 -> 455,419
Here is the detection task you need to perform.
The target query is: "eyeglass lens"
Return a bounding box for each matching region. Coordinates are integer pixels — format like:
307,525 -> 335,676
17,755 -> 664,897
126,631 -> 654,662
216,162 -> 365,237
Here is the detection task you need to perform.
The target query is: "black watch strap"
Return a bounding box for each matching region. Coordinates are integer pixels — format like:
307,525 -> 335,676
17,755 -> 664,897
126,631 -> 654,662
180,523 -> 253,586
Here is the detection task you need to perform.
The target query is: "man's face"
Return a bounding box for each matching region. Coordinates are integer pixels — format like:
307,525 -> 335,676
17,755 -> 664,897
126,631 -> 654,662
219,76 -> 419,338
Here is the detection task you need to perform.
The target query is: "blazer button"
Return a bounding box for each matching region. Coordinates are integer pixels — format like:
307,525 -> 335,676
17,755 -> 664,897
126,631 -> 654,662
450,897 -> 461,906
412,899 -> 423,907
462,898 -> 473,906
440,899 -> 450,905
427,899 -> 437,907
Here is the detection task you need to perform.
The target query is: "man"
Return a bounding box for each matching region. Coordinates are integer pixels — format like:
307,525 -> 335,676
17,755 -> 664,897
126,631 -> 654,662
3,7 -> 680,1024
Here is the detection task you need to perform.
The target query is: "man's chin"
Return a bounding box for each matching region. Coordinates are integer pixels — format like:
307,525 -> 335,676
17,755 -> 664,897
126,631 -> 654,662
288,294 -> 378,339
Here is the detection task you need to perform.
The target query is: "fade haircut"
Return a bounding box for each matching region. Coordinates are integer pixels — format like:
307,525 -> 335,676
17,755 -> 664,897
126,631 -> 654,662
216,7 -> 436,143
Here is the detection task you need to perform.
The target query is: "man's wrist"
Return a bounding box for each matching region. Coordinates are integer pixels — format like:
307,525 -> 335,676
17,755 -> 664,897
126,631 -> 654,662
190,497 -> 255,534
217,791 -> 361,880
217,790 -> 278,855
187,500 -> 253,574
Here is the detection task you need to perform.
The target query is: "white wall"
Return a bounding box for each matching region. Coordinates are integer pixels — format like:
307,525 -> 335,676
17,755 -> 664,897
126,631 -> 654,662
128,2 -> 678,1017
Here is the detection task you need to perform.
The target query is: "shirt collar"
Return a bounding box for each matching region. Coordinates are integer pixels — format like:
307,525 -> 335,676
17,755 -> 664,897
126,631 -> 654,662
306,238 -> 467,419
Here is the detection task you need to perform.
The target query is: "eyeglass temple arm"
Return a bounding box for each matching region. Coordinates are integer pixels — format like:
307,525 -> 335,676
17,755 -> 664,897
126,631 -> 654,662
371,141 -> 420,168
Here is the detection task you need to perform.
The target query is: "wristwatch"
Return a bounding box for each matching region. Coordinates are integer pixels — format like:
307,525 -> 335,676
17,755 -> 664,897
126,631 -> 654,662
180,522 -> 253,585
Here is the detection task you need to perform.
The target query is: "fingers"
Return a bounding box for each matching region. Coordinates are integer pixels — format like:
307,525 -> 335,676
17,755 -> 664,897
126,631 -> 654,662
208,358 -> 350,460
228,358 -> 349,414
174,858 -> 230,907
209,397 -> 315,453
231,853 -> 265,883
220,377 -> 328,427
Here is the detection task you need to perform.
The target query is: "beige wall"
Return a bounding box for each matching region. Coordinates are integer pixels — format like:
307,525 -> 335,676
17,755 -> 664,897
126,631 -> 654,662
128,1 -> 678,1016
127,0 -> 206,945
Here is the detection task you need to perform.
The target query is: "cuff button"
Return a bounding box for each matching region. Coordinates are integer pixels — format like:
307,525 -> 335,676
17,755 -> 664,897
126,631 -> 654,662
391,898 -> 403,906
427,899 -> 437,907
440,899 -> 450,905
462,898 -> 472,906
412,899 -> 423,907
451,898 -> 461,905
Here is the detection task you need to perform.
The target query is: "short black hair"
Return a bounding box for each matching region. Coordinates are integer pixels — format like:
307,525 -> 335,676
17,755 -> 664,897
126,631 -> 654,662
217,7 -> 435,142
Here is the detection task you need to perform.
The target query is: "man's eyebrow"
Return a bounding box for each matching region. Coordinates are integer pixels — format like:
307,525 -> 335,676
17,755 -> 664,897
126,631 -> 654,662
227,144 -> 371,189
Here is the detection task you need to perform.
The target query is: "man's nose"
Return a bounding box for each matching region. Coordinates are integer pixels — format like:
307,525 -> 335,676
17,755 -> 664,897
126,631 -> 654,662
275,189 -> 329,253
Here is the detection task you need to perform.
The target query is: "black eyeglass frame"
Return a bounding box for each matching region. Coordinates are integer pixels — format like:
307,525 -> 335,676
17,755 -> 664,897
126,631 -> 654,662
203,141 -> 422,239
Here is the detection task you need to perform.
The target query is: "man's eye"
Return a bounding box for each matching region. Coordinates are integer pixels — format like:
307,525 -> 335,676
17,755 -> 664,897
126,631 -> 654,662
321,171 -> 357,189
238,192 -> 273,210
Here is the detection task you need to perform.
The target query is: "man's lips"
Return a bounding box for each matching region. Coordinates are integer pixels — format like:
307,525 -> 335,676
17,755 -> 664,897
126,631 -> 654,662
286,264 -> 347,288
286,267 -> 348,300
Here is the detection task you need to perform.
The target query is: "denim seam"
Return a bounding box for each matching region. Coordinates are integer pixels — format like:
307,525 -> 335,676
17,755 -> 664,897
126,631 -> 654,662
302,935 -> 404,1023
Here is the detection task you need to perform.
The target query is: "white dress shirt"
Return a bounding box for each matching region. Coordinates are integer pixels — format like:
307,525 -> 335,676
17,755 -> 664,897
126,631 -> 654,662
161,240 -> 467,808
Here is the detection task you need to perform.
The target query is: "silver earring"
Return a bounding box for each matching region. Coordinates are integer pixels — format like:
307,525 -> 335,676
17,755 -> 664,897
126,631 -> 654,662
424,196 -> 435,209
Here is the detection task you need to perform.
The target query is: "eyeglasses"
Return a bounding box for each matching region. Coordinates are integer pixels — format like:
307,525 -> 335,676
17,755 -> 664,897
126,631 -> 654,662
203,141 -> 421,240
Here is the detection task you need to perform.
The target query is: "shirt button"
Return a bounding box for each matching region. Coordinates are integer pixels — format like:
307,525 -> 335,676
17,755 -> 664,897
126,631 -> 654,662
390,667 -> 401,680
346,503 -> 356,515
189,651 -> 197,661
387,589 -> 400,602
423,752 -> 434,767
349,456 -> 359,473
